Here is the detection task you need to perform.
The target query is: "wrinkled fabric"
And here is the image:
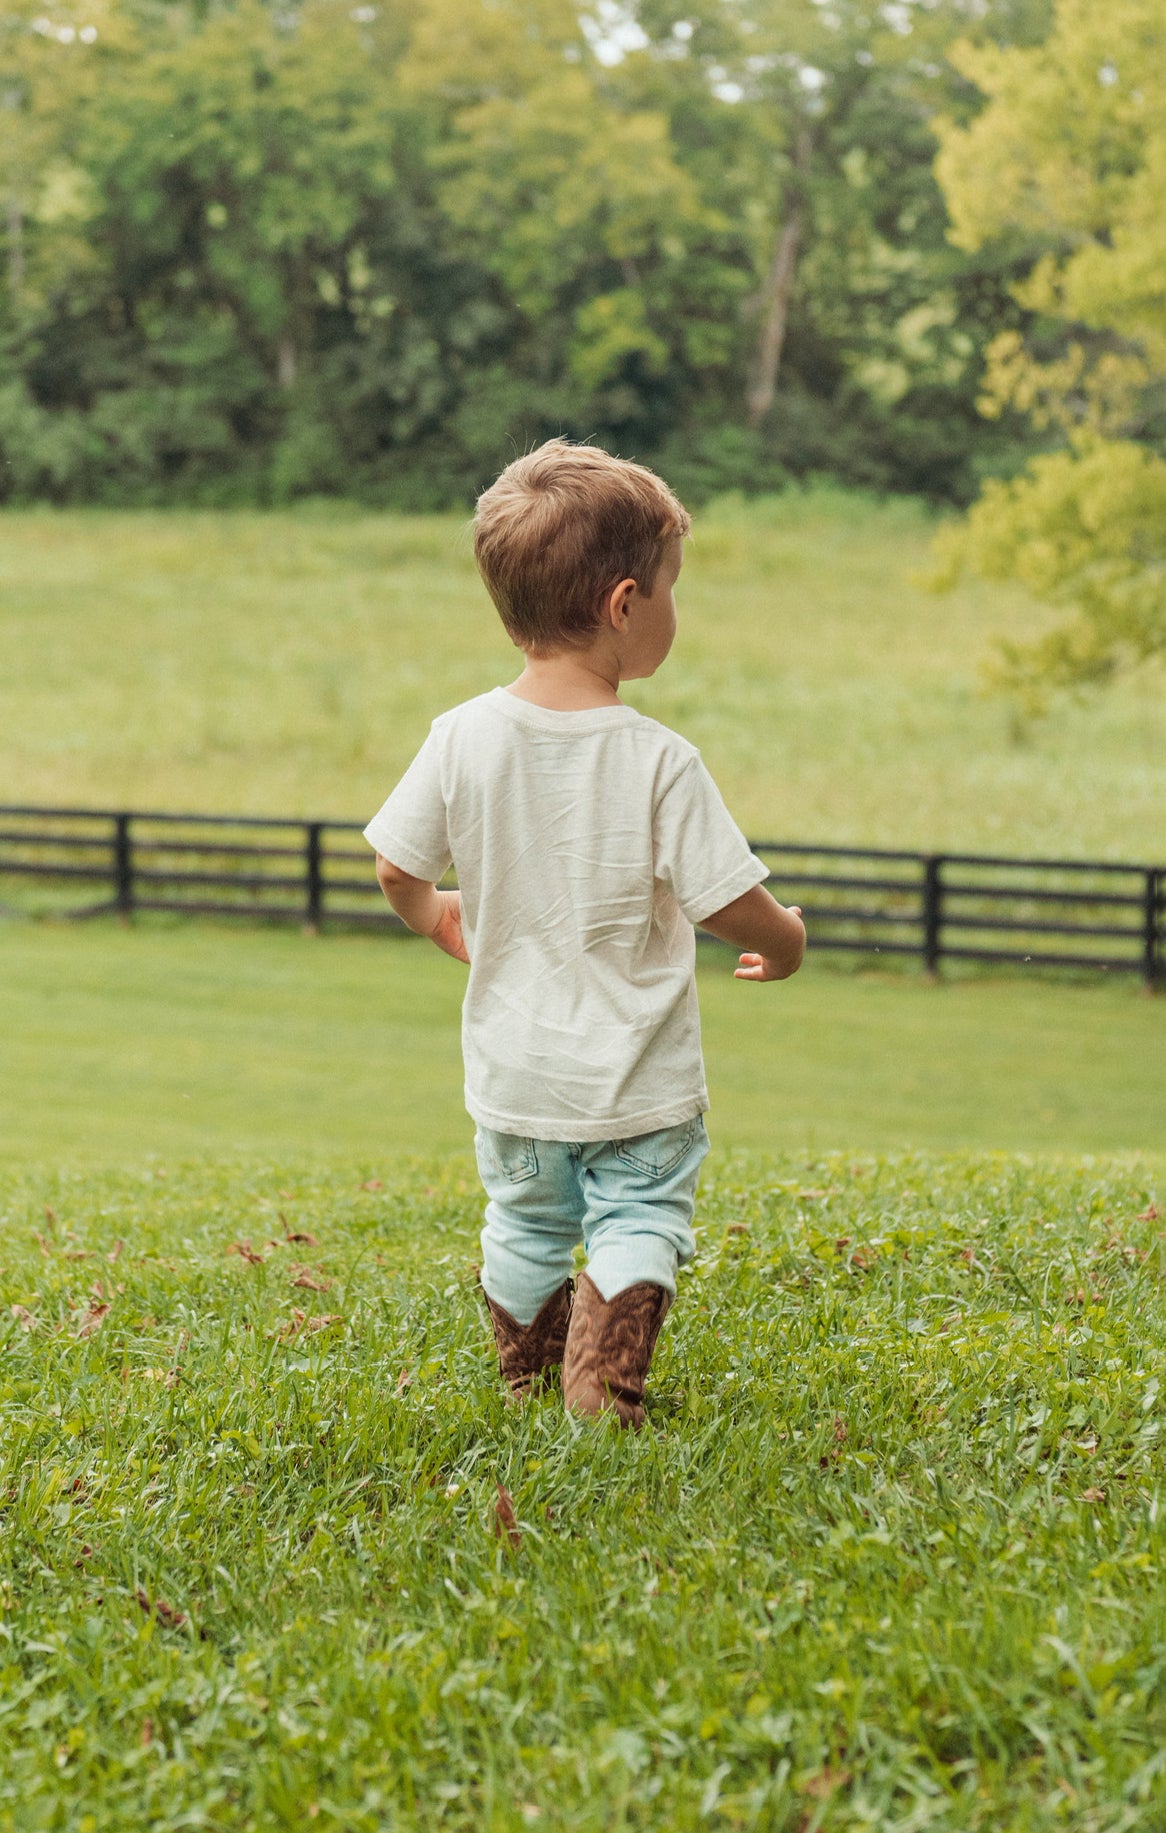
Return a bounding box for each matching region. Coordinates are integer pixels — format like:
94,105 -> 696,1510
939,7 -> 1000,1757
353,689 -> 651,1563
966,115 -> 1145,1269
364,690 -> 767,1141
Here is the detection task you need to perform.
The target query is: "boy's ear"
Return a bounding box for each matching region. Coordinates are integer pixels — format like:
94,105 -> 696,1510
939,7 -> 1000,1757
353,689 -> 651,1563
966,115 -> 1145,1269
605,576 -> 637,630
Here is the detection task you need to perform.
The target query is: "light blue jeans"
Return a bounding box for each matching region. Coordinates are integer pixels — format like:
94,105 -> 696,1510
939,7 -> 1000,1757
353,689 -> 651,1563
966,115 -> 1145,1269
475,1115 -> 710,1326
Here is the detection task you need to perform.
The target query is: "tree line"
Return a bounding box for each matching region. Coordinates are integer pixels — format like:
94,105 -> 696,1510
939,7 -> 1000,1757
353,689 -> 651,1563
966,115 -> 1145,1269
1,0 -> 1051,510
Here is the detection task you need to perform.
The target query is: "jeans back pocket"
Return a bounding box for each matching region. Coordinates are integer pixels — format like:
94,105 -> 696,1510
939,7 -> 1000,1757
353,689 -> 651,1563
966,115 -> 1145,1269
613,1118 -> 701,1180
476,1130 -> 540,1184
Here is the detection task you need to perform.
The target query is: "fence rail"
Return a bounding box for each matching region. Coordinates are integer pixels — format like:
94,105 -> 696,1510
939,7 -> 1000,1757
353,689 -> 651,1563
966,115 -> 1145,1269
1,805 -> 1161,987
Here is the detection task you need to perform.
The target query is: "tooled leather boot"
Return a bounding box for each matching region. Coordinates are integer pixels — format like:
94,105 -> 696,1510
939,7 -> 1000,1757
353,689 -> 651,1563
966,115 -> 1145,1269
482,1278 -> 574,1398
561,1272 -> 671,1429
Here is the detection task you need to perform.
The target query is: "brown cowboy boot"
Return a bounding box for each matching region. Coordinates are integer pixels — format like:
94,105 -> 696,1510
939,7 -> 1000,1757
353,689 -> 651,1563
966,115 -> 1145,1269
482,1278 -> 574,1398
561,1272 -> 671,1429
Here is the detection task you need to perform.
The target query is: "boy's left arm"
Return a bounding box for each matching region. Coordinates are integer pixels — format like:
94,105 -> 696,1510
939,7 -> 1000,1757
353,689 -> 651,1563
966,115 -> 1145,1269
375,855 -> 469,964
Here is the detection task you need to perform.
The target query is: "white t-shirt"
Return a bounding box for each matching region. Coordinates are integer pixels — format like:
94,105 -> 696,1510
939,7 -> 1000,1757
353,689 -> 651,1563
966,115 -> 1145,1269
363,688 -> 768,1142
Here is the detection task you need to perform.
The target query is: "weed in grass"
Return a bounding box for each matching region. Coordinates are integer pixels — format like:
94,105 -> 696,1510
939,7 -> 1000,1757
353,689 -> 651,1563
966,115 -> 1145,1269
1,1153 -> 1165,1828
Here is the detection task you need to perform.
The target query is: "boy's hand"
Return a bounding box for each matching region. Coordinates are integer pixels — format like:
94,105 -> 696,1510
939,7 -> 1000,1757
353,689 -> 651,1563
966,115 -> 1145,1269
734,908 -> 802,981
701,888 -> 805,982
428,890 -> 470,964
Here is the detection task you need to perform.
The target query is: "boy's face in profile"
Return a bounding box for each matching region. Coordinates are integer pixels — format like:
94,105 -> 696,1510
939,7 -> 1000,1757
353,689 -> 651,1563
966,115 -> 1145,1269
618,535 -> 683,683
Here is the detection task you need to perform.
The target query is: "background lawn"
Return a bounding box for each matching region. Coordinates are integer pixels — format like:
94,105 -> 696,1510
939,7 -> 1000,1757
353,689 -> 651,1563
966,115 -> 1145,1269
2,494 -> 1164,861
2,921 -> 1163,1165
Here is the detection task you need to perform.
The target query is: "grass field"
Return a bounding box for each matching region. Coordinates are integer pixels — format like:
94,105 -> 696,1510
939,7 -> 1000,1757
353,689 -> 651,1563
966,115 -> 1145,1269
4,493 -> 1164,1828
2,921 -> 1164,1165
2,1151 -> 1165,1830
2,494 -> 1164,860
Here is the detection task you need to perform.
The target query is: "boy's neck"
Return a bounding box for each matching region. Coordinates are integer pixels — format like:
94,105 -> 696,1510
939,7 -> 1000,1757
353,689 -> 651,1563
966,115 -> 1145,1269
505,649 -> 623,711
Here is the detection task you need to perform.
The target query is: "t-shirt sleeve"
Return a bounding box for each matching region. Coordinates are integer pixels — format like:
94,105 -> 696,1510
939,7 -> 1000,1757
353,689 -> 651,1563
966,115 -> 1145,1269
362,729 -> 452,882
654,756 -> 769,925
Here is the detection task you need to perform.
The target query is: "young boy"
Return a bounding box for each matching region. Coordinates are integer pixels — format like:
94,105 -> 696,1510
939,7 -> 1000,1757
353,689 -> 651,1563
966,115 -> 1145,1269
365,441 -> 805,1427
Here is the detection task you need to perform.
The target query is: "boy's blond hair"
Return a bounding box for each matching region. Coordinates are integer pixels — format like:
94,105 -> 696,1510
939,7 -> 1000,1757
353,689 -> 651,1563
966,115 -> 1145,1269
473,439 -> 691,653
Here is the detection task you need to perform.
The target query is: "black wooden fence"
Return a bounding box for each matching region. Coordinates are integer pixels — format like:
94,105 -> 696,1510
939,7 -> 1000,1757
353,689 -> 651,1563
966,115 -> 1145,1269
1,804 -> 1161,987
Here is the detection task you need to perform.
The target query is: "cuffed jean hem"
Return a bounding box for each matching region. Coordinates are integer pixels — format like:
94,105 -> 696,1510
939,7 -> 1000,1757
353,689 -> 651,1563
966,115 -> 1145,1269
475,1116 -> 709,1327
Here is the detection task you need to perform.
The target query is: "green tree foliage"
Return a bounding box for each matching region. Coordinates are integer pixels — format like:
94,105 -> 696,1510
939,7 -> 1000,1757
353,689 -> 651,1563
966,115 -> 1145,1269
629,0 -> 1041,499
933,0 -> 1166,698
0,0 -> 1054,504
395,0 -> 730,472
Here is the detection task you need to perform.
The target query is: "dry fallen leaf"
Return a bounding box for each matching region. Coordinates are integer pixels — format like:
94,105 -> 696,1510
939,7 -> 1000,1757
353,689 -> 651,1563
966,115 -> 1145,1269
396,1367 -> 412,1392
283,1223 -> 319,1246
75,1302 -> 110,1339
800,1766 -> 851,1801
289,1265 -> 332,1293
44,1205 -> 57,1227
1082,1487 -> 1106,1503
274,1309 -> 343,1342
227,1241 -> 264,1266
361,1179 -> 384,1192
1137,1205 -> 1160,1222
137,1368 -> 179,1387
10,1304 -> 40,1332
136,1589 -> 186,1630
819,1415 -> 849,1469
494,1484 -> 521,1550
107,1239 -> 124,1264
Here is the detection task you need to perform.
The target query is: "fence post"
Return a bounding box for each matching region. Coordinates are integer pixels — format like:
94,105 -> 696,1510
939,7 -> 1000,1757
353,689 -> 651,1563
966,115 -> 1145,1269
1144,868 -> 1162,992
922,855 -> 944,978
113,813 -> 134,920
305,821 -> 324,931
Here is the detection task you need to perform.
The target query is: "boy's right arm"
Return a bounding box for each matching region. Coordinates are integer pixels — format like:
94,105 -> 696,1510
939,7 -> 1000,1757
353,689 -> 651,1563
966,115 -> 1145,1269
375,854 -> 470,964
699,885 -> 805,982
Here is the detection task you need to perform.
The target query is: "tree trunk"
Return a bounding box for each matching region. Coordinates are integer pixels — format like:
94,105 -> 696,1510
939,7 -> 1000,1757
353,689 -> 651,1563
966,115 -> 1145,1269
746,127 -> 811,429
277,334 -> 297,389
